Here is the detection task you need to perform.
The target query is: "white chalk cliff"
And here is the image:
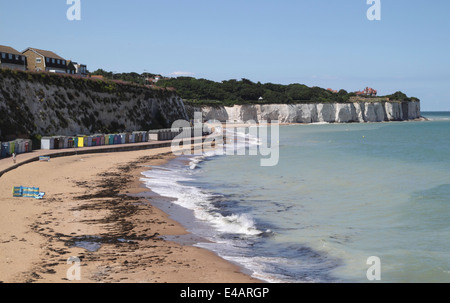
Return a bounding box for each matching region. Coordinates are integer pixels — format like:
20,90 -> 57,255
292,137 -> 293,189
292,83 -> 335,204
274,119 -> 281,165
198,101 -> 421,123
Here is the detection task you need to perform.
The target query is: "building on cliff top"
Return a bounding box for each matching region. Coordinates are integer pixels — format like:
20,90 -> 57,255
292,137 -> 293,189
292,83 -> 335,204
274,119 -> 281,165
22,47 -> 68,73
0,45 -> 27,71
21,47 -> 88,76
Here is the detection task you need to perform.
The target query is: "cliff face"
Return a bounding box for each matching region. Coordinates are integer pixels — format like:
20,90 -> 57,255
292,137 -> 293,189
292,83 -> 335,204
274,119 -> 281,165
0,70 -> 188,139
196,101 -> 421,123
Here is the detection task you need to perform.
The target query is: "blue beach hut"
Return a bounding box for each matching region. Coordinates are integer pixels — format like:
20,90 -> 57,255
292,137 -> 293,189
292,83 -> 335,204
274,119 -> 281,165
1,142 -> 7,158
113,135 -> 119,145
120,133 -> 126,144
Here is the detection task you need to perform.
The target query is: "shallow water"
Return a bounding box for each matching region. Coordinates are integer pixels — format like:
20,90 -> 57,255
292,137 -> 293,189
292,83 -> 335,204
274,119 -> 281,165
141,112 -> 450,283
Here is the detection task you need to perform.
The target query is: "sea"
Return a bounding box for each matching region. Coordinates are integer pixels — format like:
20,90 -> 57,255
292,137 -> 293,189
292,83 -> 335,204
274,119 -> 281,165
140,112 -> 450,283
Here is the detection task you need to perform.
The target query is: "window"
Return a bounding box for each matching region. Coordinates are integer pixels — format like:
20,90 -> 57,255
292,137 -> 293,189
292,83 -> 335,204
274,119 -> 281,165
57,59 -> 60,64
8,54 -> 12,59
52,58 -> 55,63
46,58 -> 50,63
22,56 -> 25,61
62,60 -> 66,65
1,53 -> 5,59
36,58 -> 42,64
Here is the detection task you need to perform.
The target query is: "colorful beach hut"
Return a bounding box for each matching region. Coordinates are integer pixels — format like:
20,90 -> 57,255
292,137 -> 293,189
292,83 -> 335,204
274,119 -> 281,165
119,133 -> 126,144
67,137 -> 74,148
2,142 -> 11,157
24,140 -> 31,152
0,142 -> 6,158
108,135 -> 114,145
77,136 -> 86,148
113,135 -> 119,145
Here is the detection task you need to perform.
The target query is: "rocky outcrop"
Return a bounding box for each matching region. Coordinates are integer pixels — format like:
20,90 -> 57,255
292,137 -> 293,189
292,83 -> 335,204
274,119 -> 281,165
195,101 -> 421,123
0,70 -> 188,139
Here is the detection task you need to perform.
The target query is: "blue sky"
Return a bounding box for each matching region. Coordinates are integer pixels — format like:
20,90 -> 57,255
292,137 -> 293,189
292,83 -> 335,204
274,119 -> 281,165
1,0 -> 450,110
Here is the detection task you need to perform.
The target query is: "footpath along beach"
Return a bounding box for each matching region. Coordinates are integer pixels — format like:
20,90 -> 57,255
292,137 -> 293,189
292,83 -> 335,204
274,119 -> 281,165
0,146 -> 260,283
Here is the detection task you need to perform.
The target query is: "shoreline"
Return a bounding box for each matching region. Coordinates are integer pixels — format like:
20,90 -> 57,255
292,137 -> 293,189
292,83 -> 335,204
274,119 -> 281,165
0,147 -> 261,283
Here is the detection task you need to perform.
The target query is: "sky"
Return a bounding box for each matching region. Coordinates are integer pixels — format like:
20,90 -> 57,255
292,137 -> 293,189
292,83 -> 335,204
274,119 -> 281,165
1,0 -> 450,111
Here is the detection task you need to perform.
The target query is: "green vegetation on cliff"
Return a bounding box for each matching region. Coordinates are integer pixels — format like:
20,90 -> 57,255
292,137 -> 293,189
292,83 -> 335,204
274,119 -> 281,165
91,69 -> 161,85
155,77 -> 419,106
0,69 -> 185,142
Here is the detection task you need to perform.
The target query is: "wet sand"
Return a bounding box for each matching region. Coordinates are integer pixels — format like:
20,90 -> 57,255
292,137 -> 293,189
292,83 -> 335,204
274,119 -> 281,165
0,147 -> 260,283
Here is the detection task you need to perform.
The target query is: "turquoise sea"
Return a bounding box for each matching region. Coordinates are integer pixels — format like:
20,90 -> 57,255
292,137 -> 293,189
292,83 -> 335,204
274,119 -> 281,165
141,112 -> 450,283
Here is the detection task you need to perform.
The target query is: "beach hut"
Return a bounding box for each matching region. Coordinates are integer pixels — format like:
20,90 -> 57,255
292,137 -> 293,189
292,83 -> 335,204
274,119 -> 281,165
23,140 -> 30,153
1,142 -> 10,157
108,134 -> 114,145
142,131 -> 148,142
77,136 -> 86,148
53,137 -> 60,150
73,137 -> 78,148
41,137 -> 54,150
14,140 -> 22,154
13,140 -> 19,154
148,130 -> 158,141
0,141 -> 4,158
19,140 -> 27,154
67,137 -> 74,148
120,133 -> 127,144
87,136 -> 93,147
113,134 -> 119,145
28,139 -> 33,152
23,139 -> 30,153
132,132 -> 139,143
163,130 -> 170,141
63,137 -> 70,149
57,137 -> 65,149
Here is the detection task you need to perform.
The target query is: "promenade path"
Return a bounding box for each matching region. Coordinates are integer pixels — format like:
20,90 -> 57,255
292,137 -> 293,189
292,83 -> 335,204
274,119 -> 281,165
0,140 -> 175,178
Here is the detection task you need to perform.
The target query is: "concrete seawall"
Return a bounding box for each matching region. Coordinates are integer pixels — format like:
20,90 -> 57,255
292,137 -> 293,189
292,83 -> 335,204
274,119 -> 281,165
0,140 -> 177,178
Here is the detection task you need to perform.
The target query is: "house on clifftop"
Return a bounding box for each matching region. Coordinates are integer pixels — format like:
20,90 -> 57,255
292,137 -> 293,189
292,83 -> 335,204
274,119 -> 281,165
22,47 -> 68,73
0,45 -> 27,71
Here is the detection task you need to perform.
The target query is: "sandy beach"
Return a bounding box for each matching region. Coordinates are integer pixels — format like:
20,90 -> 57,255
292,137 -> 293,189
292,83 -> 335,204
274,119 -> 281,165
0,147 -> 260,283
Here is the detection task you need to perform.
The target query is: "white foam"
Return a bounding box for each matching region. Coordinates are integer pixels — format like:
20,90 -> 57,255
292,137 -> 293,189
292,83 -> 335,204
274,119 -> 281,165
141,166 -> 262,237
